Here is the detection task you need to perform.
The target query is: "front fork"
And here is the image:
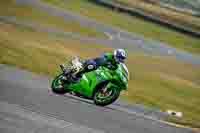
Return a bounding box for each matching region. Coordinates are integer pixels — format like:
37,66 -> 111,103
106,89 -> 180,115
102,86 -> 108,93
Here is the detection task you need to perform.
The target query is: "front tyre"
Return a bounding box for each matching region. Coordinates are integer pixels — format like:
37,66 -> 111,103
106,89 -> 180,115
51,74 -> 70,94
93,85 -> 120,106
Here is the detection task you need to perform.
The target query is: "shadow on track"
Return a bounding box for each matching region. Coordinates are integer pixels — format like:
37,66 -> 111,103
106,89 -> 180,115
48,89 -> 119,111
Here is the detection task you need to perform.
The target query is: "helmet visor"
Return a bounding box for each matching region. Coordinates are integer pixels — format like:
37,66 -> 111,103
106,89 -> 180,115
116,55 -> 126,63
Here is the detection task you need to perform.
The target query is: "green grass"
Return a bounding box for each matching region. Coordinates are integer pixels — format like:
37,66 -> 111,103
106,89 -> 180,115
0,0 -> 106,39
123,54 -> 200,128
0,22 -> 111,76
0,22 -> 200,129
42,0 -> 200,55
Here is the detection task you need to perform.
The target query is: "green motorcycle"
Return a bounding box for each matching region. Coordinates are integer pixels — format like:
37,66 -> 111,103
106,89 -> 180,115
51,57 -> 129,106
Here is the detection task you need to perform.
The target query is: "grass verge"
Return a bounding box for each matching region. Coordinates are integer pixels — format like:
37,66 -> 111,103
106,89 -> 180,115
0,22 -> 200,129
0,0 -> 106,39
42,0 -> 200,55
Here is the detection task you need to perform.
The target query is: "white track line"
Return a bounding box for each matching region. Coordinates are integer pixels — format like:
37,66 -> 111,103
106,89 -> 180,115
104,32 -> 113,40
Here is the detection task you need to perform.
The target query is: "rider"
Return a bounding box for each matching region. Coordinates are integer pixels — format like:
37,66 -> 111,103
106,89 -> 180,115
62,48 -> 128,82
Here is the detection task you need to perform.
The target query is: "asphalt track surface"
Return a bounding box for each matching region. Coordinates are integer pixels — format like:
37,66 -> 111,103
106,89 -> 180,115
0,64 -> 196,133
0,0 -> 199,133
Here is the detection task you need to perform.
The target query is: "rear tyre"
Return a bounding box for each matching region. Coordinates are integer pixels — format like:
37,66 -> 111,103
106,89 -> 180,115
93,84 -> 120,106
51,74 -> 70,95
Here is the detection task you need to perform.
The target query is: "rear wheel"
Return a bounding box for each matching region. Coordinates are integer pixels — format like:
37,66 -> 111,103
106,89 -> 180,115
51,74 -> 70,94
93,84 -> 120,106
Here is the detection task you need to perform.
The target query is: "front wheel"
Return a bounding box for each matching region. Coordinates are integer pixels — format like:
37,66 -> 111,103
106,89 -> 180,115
93,84 -> 120,106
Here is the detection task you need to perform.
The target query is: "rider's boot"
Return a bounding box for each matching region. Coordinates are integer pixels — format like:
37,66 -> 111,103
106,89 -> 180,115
70,72 -> 82,83
59,64 -> 71,86
59,64 -> 79,84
